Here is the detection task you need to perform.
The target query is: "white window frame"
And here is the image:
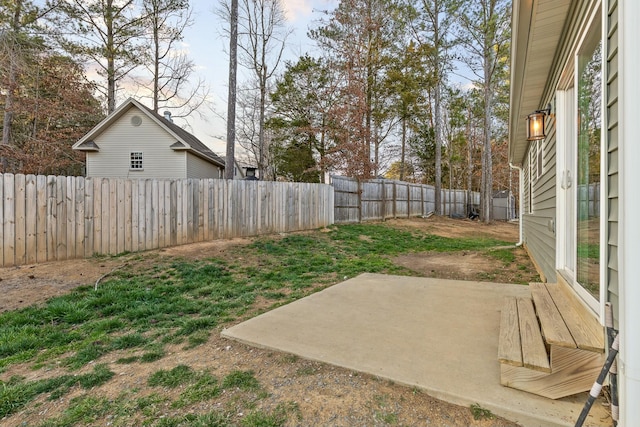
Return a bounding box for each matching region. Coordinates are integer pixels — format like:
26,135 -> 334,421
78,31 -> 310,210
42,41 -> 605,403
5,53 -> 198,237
130,152 -> 144,171
555,0 -> 604,317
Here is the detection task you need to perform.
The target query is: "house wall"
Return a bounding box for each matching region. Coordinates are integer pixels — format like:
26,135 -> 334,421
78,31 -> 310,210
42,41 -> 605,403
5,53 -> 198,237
186,153 -> 222,179
520,0 -> 619,321
523,117 -> 557,282
86,108 -> 188,179
605,0 -> 619,326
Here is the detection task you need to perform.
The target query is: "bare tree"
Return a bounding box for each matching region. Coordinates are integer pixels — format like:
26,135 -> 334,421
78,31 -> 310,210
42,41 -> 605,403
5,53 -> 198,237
237,0 -> 290,178
236,80 -> 260,173
411,0 -> 461,214
456,0 -> 510,223
224,0 -> 238,180
141,0 -> 209,117
219,0 -> 290,178
53,0 -> 148,113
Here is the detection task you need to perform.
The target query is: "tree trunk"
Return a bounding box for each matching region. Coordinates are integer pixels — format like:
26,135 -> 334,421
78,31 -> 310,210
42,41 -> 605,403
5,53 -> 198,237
225,0 -> 238,180
466,105 -> 474,216
2,0 -> 24,148
433,1 -> 442,215
400,118 -> 406,181
2,63 -> 16,146
482,59 -> 493,223
153,9 -> 160,112
106,0 -> 116,114
258,75 -> 266,179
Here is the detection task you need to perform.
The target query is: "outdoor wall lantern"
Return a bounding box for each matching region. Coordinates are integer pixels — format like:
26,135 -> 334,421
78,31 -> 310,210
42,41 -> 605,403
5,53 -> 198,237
526,104 -> 552,141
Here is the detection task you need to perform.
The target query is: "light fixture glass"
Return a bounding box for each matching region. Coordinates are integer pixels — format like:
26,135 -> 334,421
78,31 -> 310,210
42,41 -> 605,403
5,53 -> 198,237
526,104 -> 552,141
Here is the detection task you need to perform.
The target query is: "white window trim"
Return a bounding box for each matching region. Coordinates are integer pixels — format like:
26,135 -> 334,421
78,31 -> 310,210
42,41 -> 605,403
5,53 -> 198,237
130,152 -> 144,171
554,0 -> 604,316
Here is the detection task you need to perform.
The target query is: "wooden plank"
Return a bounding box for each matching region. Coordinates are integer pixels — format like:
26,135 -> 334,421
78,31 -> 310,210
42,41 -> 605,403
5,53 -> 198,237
501,345 -> 605,399
108,178 -> 117,254
130,180 -> 139,252
84,178 -> 94,257
517,298 -> 551,373
116,179 -> 125,254
530,283 -> 576,348
177,179 -> 186,244
226,179 -> 233,238
25,175 -> 37,264
151,179 -> 159,249
66,177 -> 75,260
164,180 -> 172,246
145,179 -> 153,249
124,180 -> 132,253
138,179 -> 146,251
198,178 -> 205,242
546,283 -> 605,352
75,177 -> 85,258
498,297 -> 523,367
170,180 -> 177,246
101,178 -> 110,255
56,176 -> 67,260
157,180 -> 165,248
14,174 -> 26,265
206,179 -> 213,238
93,178 -> 102,255
36,175 -> 48,262
3,174 -> 15,266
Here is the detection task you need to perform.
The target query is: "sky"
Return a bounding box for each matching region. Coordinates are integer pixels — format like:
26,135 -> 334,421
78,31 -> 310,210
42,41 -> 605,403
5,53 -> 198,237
173,0 -> 338,156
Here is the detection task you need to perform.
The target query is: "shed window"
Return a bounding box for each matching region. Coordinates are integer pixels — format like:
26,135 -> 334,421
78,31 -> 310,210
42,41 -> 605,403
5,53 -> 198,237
130,152 -> 143,170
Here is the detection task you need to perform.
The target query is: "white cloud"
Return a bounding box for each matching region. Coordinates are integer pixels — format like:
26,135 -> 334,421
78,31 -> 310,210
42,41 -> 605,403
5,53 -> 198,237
281,0 -> 313,21
281,0 -> 339,23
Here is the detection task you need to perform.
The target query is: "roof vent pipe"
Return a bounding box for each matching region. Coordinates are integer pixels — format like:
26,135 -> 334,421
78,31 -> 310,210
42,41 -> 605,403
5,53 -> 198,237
163,111 -> 173,122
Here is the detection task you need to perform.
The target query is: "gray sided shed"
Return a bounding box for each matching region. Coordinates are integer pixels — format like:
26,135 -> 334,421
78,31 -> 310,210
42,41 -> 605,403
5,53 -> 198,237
73,98 -> 225,179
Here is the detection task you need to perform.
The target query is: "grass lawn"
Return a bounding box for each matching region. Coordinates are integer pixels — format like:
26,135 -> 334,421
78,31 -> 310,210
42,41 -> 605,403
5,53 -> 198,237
0,221 -> 530,426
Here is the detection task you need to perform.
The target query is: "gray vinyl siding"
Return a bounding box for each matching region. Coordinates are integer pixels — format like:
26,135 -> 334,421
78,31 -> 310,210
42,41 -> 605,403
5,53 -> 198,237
606,0 -> 619,327
523,115 -> 557,282
86,108 -> 187,178
186,153 -> 222,179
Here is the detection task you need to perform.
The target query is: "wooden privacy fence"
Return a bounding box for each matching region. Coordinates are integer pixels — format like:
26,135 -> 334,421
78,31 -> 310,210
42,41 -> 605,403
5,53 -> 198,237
0,174 -> 334,267
331,176 -> 480,223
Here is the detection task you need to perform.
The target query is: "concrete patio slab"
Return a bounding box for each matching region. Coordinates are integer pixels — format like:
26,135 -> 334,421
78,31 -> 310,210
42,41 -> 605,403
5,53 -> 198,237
222,273 -> 611,427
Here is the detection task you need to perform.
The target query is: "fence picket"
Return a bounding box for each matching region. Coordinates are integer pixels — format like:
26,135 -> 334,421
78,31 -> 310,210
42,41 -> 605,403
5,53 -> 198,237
75,177 -> 85,259
66,177 -> 75,260
14,174 -> 26,265
84,178 -> 94,257
3,174 -> 16,266
116,179 -> 125,254
25,175 -> 37,264
124,179 -> 132,252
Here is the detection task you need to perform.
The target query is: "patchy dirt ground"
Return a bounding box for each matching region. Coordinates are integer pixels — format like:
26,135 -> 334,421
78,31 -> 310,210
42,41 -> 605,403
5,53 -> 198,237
1,217 -> 528,427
